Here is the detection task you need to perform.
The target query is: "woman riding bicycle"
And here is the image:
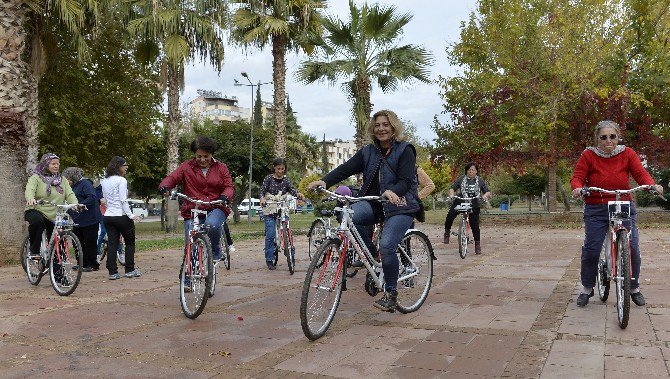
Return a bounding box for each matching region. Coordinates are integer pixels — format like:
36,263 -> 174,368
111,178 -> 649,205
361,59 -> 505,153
259,157 -> 303,270
570,120 -> 663,307
442,162 -> 491,254
159,136 -> 235,262
24,153 -> 79,259
308,109 -> 421,312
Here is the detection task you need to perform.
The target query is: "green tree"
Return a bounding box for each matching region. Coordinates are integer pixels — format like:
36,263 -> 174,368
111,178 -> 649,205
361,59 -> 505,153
297,0 -> 432,149
0,0 -> 100,261
253,85 -> 264,128
231,0 -> 326,158
433,0 -> 628,211
321,134 -> 329,174
39,17 -> 163,177
125,0 -> 227,173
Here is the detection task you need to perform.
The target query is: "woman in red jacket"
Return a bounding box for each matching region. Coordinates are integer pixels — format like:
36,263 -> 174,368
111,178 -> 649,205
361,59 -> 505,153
570,120 -> 664,307
159,136 -> 235,261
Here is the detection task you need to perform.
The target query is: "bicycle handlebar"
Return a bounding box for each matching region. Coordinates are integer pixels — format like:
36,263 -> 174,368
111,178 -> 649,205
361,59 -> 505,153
36,200 -> 85,211
170,191 -> 227,206
581,185 -> 666,200
450,195 -> 482,201
312,186 -> 387,203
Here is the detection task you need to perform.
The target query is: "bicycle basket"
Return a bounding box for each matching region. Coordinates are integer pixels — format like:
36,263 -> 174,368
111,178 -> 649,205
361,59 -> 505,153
454,202 -> 472,212
608,201 -> 630,219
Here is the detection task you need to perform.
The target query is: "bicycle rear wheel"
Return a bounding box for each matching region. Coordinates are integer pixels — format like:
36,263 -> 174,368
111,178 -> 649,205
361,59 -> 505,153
50,231 -> 83,296
284,225 -> 295,275
180,234 -> 213,319
221,233 -> 231,270
300,239 -> 345,340
596,240 -> 610,302
458,216 -> 468,259
615,229 -> 630,329
395,230 -> 434,313
307,218 -> 327,261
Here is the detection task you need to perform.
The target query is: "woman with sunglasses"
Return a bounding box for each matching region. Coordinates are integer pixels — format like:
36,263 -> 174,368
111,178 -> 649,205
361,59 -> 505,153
570,120 -> 664,307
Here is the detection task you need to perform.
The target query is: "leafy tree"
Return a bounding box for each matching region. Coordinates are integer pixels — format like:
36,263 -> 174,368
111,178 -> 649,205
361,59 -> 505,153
124,0 -> 227,173
231,0 -> 326,158
39,17 -> 163,178
297,0 -> 432,149
321,134 -> 329,175
0,0 -> 100,260
253,85 -> 263,128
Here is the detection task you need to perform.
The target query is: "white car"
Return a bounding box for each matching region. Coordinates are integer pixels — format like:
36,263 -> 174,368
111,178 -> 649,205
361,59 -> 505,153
238,198 -> 261,215
127,199 -> 148,218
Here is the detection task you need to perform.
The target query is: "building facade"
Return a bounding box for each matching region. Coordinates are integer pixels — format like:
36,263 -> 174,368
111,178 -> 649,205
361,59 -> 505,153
189,89 -> 250,123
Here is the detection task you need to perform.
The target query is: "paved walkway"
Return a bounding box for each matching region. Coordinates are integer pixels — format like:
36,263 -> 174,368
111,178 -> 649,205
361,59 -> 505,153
1,224 -> 669,378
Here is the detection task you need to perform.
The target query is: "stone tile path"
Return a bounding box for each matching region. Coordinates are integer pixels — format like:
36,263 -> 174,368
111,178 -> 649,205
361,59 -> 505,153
1,224 -> 669,378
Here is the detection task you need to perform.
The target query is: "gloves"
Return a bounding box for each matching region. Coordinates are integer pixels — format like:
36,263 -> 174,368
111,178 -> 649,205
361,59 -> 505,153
218,195 -> 229,203
158,186 -> 169,195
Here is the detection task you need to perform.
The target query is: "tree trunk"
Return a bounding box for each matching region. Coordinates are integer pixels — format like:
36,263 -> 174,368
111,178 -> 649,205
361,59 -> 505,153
557,177 -> 570,211
0,2 -> 34,263
272,35 -> 287,158
165,64 -> 182,233
352,75 -> 372,151
547,125 -> 558,212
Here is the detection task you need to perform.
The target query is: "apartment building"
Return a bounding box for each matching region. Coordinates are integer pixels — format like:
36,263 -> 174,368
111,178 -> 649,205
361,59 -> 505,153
189,90 -> 250,123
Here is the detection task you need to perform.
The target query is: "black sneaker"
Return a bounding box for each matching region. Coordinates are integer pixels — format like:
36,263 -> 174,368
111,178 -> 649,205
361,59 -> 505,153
576,289 -> 594,307
631,291 -> 646,306
266,261 -> 276,270
373,290 -> 398,312
350,260 -> 364,268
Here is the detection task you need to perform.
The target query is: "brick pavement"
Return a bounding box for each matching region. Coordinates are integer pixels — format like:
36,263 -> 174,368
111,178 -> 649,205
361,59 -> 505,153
1,224 -> 669,378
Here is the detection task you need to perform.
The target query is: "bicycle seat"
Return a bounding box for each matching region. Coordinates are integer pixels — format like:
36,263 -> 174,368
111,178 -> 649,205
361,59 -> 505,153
320,209 -> 334,217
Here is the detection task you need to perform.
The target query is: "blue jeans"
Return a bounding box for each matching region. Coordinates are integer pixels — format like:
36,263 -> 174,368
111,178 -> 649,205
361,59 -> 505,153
351,201 -> 414,292
263,215 -> 278,262
184,208 -> 227,260
582,203 -> 641,289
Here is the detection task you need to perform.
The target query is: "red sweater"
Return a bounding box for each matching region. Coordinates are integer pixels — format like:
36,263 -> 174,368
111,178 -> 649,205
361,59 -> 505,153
160,159 -> 235,218
570,147 -> 654,204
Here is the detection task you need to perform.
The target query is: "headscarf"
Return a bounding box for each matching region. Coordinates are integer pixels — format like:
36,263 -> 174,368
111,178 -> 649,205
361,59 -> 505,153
34,153 -> 63,195
62,167 -> 84,185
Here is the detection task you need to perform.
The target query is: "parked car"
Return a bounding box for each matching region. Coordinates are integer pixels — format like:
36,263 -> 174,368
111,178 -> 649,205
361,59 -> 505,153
238,198 -> 261,215
148,207 -> 161,216
127,199 -> 149,218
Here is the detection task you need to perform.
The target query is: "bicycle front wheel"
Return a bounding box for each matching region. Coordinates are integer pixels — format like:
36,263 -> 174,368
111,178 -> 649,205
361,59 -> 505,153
615,229 -> 630,329
300,239 -> 345,340
221,236 -> 231,271
395,230 -> 434,313
180,234 -> 213,319
596,240 -> 610,302
307,218 -> 327,261
22,234 -> 45,285
283,225 -> 295,275
49,231 -> 83,296
458,216 -> 468,259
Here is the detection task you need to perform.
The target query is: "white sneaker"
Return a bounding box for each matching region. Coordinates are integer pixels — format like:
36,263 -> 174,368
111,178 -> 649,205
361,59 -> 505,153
229,245 -> 236,253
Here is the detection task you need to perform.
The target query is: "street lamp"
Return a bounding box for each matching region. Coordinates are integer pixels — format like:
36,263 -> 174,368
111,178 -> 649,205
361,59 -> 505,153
234,72 -> 271,225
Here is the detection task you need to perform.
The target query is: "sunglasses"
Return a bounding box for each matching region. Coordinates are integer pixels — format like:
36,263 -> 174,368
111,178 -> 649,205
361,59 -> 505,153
599,134 -> 618,141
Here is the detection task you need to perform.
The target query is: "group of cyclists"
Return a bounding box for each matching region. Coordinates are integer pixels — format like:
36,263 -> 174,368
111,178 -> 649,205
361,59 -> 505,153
24,112 -> 665,312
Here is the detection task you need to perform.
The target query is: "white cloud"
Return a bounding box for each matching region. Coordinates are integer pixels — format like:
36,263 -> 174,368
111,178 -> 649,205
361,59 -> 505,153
182,0 -> 477,142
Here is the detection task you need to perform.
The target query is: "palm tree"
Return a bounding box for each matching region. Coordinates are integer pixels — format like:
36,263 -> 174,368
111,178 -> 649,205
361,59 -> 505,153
125,0 -> 226,232
297,0 -> 432,149
0,0 -> 98,262
125,0 -> 227,173
230,0 -> 326,159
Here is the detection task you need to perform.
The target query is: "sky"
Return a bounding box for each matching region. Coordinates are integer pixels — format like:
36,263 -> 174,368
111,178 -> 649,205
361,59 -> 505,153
182,0 -> 478,144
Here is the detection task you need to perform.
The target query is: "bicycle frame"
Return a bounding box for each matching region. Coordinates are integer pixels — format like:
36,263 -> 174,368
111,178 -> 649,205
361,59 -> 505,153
266,195 -> 295,256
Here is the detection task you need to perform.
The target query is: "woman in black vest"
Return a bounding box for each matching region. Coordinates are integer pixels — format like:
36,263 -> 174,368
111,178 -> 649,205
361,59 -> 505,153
442,162 -> 491,254
308,109 -> 419,312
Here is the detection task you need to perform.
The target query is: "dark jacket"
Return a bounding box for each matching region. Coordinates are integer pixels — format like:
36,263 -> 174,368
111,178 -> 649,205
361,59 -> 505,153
323,140 -> 419,218
69,178 -> 103,227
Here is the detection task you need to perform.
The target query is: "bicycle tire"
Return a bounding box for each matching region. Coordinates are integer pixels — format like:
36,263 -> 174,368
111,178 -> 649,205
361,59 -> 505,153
300,238 -> 345,340
615,229 -> 630,329
209,263 -> 217,298
221,233 -> 231,271
458,216 -> 468,259
49,231 -> 83,296
283,224 -> 295,275
395,230 -> 434,314
596,240 -> 610,302
23,233 -> 45,285
307,218 -> 327,261
180,234 -> 213,319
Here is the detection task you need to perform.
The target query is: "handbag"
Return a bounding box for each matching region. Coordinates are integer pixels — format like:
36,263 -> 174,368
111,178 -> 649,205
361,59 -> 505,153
416,199 -> 426,222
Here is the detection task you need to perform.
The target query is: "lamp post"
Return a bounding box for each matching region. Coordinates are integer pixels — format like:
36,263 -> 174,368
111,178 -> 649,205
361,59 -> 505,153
234,72 -> 271,225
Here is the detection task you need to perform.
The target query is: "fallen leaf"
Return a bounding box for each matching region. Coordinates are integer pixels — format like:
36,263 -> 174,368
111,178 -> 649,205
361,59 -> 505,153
209,351 -> 231,357
237,316 -> 244,321
21,354 -> 27,359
